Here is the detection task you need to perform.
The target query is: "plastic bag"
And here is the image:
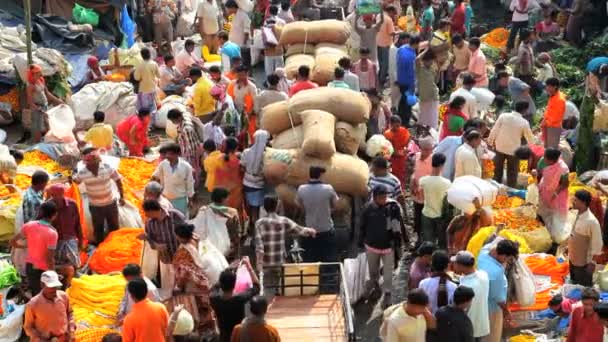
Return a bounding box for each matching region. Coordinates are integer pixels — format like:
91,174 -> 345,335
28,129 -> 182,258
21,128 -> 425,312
234,263 -> 253,294
45,104 -> 77,143
343,252 -> 370,304
0,304 -> 25,342
471,87 -> 496,111
119,4 -> 136,48
141,240 -> 159,280
73,3 -> 100,27
190,206 -> 231,256
171,305 -> 195,336
512,257 -> 536,307
365,134 -> 394,158
199,239 -> 229,286
447,176 -> 499,214
356,0 -> 382,15
118,202 -> 144,228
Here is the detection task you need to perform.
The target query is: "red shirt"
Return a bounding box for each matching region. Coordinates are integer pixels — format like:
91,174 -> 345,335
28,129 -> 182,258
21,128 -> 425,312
288,80 -> 318,97
451,3 -> 466,35
22,220 -> 58,270
566,304 -> 604,342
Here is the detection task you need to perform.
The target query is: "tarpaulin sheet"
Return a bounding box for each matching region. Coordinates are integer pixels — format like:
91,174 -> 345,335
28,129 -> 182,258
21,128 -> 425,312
32,15 -> 95,54
65,53 -> 90,90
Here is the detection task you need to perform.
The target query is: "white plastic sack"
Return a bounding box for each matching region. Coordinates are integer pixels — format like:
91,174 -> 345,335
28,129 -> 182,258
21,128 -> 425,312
365,134 -> 394,158
190,206 -> 231,256
172,306 -> 195,336
166,120 -> 178,139
235,0 -> 254,11
141,240 -> 159,280
118,201 -> 144,228
175,10 -> 197,37
513,257 -> 536,307
471,87 -> 496,111
447,176 -> 499,215
0,304 -> 25,342
71,81 -> 136,130
253,29 -> 265,50
44,104 -> 77,143
199,239 -> 229,286
157,96 -> 190,129
13,48 -> 66,81
343,252 -> 369,304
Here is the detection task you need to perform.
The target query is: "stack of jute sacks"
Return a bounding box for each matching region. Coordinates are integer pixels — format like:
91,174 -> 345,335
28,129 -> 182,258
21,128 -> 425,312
280,20 -> 351,85
261,87 -> 371,210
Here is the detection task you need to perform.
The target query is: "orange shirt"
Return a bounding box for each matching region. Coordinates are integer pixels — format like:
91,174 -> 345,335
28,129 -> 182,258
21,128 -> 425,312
544,90 -> 566,128
24,291 -> 72,340
122,299 -> 169,342
384,126 -> 411,151
231,322 -> 281,342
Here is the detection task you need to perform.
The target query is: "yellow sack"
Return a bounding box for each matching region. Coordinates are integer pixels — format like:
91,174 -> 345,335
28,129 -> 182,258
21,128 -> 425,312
515,226 -> 553,253
509,335 -> 536,342
467,226 -> 496,259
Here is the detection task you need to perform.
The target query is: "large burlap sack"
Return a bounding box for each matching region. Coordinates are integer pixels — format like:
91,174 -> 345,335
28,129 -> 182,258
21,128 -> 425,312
272,125 -> 304,149
315,43 -> 348,56
260,101 -> 300,135
275,184 -> 352,213
335,122 -> 366,155
515,226 -> 553,253
301,110 -> 336,159
289,87 -> 371,124
279,20 -> 351,46
285,54 -> 315,80
312,52 -> 347,86
286,44 -> 316,57
593,99 -> 608,132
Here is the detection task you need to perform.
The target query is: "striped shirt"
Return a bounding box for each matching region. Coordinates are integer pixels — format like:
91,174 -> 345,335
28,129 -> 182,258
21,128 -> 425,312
368,173 -> 402,199
73,163 -> 121,207
145,208 -> 185,263
254,213 -> 307,266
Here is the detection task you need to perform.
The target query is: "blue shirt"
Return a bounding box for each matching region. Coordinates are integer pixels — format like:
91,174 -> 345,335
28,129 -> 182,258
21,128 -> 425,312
587,57 -> 608,73
220,41 -> 241,60
477,247 -> 507,313
433,135 -> 463,180
396,45 -> 416,87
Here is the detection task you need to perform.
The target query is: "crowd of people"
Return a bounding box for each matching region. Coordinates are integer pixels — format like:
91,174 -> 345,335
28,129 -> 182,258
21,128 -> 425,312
5,0 -> 608,340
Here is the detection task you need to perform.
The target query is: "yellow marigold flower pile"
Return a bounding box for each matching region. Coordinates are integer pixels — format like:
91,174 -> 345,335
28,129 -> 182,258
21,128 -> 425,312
519,160 -> 528,173
67,274 -> 126,328
482,159 -> 495,179
20,150 -> 67,176
75,328 -> 118,342
481,27 -> 509,49
492,194 -> 525,210
494,209 -> 542,232
118,158 -> 157,217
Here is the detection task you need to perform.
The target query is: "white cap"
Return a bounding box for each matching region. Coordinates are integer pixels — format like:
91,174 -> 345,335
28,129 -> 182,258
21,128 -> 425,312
40,271 -> 62,288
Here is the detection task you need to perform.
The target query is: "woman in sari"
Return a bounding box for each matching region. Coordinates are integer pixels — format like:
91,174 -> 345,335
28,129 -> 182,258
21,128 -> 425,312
538,148 -> 570,242
384,115 -> 410,190
439,95 -> 468,141
172,223 -> 217,340
116,109 -> 151,156
212,137 -> 243,214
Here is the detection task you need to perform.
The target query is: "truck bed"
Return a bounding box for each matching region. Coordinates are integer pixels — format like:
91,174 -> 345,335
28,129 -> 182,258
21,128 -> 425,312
266,295 -> 347,342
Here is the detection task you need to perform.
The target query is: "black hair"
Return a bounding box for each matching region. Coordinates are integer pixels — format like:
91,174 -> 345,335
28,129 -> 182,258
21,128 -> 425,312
462,73 -> 476,86
250,296 -> 269,316
390,115 -> 402,124
217,31 -> 229,41
338,57 -> 352,69
520,29 -> 531,41
225,0 -> 239,8
39,201 -> 57,220
594,302 -> 608,319
209,65 -> 222,74
224,137 -> 239,161
235,65 -> 249,73
189,68 -> 203,77
219,269 -> 237,291
449,95 -> 466,109
267,74 -> 280,86
431,250 -> 450,272
309,166 -> 326,179
334,67 -> 345,79
432,153 -> 446,167
574,189 -> 592,207
549,294 -> 563,307
545,77 -> 560,88
138,108 -> 151,118
167,109 -> 183,121
496,239 -> 519,257
453,286 -> 475,305
407,288 -> 430,306
122,263 -> 142,277
164,54 -> 175,64
421,49 -> 435,61
101,333 -> 122,342
359,47 -> 370,55
544,147 -> 561,162
32,170 -> 50,186
409,35 -> 421,45
465,130 -> 481,142
93,111 -> 105,123
82,147 -> 98,156
463,118 -> 485,132
493,95 -> 506,109
416,241 -> 435,256
514,101 -> 530,113
175,223 -> 195,240
140,47 -> 151,60
494,63 -> 507,72
298,65 -> 310,78
372,156 -> 388,169
203,139 -> 217,152
469,37 -> 481,48
452,34 -> 463,44
127,278 -> 148,301
514,146 -> 532,160
582,287 -> 600,302
230,56 -> 243,64
142,199 -> 162,212
269,5 -> 279,15
9,149 -> 23,161
211,187 -> 230,203
281,0 -> 290,10
497,71 -> 510,79
185,39 -> 195,48
263,195 -> 279,212
162,142 -> 181,155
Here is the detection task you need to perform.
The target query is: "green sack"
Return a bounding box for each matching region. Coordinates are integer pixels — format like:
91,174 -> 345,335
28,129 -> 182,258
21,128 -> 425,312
356,0 -> 382,15
73,3 -> 99,27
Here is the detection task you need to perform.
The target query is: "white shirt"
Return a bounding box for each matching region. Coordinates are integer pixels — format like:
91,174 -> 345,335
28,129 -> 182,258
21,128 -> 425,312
449,87 -> 478,118
203,122 -> 226,147
159,65 -> 182,89
152,158 -> 195,200
459,270 -> 490,338
572,209 -> 603,264
389,44 -> 398,83
419,276 -> 457,314
455,143 -> 482,178
197,0 -> 220,35
487,111 -> 534,155
175,50 -> 202,75
510,0 -> 539,22
229,9 -> 252,47
564,101 -> 580,119
419,175 -> 451,218
384,306 -> 426,342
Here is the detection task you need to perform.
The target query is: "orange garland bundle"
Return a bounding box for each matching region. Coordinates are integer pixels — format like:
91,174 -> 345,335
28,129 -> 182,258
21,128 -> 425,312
494,209 -> 542,232
509,255 -> 568,311
493,195 -> 525,210
481,27 -> 509,49
88,228 -> 144,274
